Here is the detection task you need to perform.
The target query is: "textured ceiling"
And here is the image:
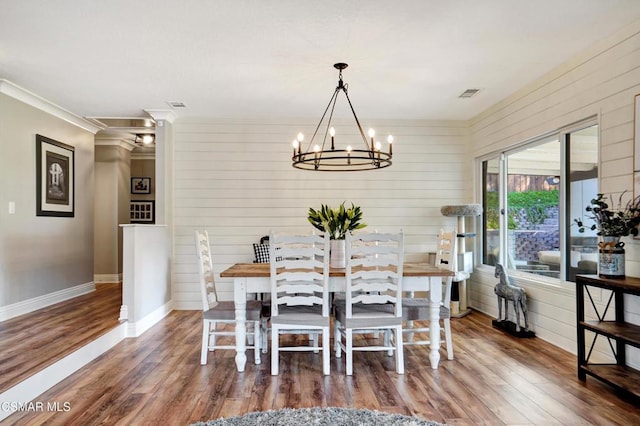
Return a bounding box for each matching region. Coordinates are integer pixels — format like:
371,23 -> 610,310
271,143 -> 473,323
1,0 -> 640,121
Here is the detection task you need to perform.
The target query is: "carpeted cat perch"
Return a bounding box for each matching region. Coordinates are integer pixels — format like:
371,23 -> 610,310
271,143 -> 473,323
441,204 -> 482,317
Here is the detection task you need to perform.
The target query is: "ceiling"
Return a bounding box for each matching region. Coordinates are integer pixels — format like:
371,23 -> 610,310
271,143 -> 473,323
1,1 -> 640,122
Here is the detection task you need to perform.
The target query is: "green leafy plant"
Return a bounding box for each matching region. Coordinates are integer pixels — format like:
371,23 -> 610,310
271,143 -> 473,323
485,190 -> 558,230
574,192 -> 640,237
307,202 -> 367,240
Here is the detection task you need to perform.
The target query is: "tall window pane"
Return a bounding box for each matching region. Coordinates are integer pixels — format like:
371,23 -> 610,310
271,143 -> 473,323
566,124 -> 599,282
505,139 -> 560,278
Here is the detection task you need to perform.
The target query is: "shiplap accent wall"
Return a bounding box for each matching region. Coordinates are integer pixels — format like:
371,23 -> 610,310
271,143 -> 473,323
468,20 -> 640,356
172,118 -> 471,308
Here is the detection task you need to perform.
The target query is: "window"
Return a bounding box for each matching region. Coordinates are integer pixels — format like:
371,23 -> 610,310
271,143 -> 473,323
479,120 -> 598,282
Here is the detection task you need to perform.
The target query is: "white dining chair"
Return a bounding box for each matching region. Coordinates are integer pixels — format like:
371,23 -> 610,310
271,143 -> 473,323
195,230 -> 265,365
333,231 -> 405,375
401,229 -> 459,360
269,231 -> 331,375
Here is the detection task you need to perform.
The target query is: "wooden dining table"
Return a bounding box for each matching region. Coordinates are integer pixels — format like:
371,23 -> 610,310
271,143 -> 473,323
220,262 -> 455,372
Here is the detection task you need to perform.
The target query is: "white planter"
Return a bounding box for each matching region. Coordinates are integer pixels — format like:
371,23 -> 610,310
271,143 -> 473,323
330,239 -> 346,268
599,236 -> 625,278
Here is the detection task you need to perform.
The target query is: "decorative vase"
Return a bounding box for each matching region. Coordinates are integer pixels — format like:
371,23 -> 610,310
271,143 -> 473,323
330,239 -> 346,268
598,236 -> 625,279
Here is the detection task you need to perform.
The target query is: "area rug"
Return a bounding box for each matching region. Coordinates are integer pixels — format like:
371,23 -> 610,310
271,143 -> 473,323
191,407 -> 445,426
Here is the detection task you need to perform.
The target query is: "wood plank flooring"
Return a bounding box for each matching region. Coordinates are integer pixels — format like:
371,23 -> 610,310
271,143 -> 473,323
0,283 -> 122,393
4,296 -> 640,425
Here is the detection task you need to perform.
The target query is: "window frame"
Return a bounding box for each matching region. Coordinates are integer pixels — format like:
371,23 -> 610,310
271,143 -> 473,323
475,116 -> 599,285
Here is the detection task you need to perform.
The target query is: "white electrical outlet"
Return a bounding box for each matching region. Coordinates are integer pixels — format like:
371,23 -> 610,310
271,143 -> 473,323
9,201 -> 15,214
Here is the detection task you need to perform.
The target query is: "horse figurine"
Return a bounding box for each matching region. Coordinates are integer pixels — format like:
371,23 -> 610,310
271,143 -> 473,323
494,264 -> 529,332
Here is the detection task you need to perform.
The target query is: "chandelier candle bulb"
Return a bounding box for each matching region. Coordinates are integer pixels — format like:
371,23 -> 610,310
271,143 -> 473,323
388,135 -> 393,155
292,139 -> 299,157
347,145 -> 352,165
330,127 -> 335,150
368,128 -> 375,151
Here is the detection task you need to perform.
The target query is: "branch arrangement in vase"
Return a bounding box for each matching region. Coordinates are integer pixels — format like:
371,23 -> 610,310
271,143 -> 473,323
574,192 -> 640,237
307,202 -> 366,240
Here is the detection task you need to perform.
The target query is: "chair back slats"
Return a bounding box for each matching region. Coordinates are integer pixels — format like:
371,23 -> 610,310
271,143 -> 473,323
269,231 -> 330,317
278,295 -> 324,306
277,246 -> 321,260
195,230 -> 218,311
345,231 -> 404,318
351,293 -> 396,305
350,279 -> 398,295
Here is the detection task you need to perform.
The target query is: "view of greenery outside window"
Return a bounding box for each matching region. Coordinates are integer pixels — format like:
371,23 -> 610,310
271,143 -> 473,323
480,122 -> 598,282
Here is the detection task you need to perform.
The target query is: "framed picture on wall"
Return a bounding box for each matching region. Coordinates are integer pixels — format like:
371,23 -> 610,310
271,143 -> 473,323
36,134 -> 75,217
130,200 -> 155,223
131,177 -> 151,194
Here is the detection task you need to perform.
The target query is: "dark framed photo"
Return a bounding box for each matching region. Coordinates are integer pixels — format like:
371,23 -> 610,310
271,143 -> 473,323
131,177 -> 151,194
36,134 -> 74,217
130,200 -> 155,223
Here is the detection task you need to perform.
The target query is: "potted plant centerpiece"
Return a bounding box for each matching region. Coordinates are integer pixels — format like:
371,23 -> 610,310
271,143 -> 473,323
574,192 -> 640,278
308,202 -> 366,268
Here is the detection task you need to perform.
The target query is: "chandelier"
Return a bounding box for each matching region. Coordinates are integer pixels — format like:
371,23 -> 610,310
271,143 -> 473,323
291,63 -> 393,171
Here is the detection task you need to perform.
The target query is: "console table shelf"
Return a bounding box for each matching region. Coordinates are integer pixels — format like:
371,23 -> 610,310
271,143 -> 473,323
576,274 -> 640,400
581,364 -> 640,396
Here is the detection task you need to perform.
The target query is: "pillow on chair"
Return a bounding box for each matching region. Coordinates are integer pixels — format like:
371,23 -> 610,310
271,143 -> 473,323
253,243 -> 270,263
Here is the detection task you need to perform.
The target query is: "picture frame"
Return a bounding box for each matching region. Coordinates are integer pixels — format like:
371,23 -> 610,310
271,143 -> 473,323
36,134 -> 74,217
130,200 -> 155,224
131,177 -> 151,194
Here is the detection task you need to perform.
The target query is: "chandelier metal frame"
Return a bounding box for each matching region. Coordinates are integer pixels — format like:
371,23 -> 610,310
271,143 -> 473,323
291,63 -> 393,171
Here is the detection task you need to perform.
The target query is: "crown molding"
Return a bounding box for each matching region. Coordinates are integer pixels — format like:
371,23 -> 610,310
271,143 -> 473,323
0,79 -> 102,134
94,137 -> 137,151
144,109 -> 177,123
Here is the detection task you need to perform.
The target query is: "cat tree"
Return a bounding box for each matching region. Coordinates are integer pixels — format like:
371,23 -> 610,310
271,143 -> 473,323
441,204 -> 482,317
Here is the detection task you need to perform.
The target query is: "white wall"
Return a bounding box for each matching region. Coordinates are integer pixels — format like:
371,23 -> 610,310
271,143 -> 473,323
468,20 -> 640,354
171,118 -> 472,308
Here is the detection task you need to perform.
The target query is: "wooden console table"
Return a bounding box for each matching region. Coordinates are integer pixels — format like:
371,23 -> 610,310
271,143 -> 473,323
576,274 -> 640,400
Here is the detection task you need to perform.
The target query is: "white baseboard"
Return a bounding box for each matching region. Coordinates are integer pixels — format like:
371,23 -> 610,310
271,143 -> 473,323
126,300 -> 173,337
0,322 -> 127,421
0,282 -> 95,322
94,274 -> 121,284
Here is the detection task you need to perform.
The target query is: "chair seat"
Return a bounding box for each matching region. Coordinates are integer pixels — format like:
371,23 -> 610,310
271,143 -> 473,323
203,300 -> 263,321
333,299 -> 401,328
271,304 -> 330,327
402,298 -> 449,321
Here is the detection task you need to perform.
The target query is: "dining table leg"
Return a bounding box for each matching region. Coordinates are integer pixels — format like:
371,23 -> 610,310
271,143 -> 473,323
234,277 -> 247,372
429,276 -> 441,369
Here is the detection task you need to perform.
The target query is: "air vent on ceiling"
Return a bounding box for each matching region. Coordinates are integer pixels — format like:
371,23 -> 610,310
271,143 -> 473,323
168,101 -> 187,108
459,89 -> 480,98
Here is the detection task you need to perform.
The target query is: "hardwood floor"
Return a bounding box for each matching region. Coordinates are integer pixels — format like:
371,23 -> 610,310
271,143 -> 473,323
0,283 -> 122,393
4,302 -> 640,425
